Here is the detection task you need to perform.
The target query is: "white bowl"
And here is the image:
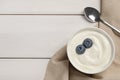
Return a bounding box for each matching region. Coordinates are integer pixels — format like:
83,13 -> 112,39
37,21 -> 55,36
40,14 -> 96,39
67,27 -> 115,74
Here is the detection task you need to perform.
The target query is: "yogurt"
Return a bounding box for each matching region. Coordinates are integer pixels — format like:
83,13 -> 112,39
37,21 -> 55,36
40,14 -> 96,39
67,27 -> 115,74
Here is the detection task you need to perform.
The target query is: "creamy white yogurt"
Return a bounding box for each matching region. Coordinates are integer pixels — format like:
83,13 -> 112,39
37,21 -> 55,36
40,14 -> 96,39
67,27 -> 115,74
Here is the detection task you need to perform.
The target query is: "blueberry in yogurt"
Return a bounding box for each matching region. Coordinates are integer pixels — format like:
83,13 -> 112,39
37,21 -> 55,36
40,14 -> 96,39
76,45 -> 86,55
83,38 -> 93,48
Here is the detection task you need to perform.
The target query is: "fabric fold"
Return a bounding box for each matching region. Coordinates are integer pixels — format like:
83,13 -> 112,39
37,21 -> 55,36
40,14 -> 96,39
44,46 -> 69,80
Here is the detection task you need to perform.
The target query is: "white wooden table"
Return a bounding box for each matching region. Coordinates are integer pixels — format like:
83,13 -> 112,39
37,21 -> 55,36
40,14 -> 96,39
0,0 -> 100,80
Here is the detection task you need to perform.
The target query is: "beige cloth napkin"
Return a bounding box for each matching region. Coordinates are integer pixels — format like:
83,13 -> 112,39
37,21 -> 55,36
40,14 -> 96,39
44,0 -> 120,80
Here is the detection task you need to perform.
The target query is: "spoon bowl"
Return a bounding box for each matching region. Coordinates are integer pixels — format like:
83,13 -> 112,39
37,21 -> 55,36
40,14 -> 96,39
84,7 -> 100,23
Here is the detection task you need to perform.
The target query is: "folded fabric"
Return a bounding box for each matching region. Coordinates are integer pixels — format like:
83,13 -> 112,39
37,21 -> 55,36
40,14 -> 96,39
44,0 -> 120,80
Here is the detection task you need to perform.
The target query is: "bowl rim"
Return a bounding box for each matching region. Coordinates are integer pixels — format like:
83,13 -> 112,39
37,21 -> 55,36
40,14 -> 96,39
67,27 -> 115,74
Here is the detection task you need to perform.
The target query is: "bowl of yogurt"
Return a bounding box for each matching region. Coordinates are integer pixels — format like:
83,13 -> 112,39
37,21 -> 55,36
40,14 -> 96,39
67,27 -> 115,74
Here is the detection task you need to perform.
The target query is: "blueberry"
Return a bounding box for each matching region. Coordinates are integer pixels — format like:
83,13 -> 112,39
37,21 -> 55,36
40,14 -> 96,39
76,45 -> 86,55
83,38 -> 93,48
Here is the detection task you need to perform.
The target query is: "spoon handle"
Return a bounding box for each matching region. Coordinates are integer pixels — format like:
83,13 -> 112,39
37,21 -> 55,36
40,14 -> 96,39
100,19 -> 120,36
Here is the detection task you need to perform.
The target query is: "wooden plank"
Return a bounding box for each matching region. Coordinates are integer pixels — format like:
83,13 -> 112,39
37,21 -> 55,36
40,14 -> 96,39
0,59 -> 49,80
0,15 -> 97,58
0,0 -> 100,14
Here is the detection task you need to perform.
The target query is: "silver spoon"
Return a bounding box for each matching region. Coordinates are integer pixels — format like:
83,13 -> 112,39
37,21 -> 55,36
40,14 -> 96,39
84,7 -> 120,36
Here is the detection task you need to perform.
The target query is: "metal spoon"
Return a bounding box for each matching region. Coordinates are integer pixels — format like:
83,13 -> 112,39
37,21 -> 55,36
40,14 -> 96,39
84,7 -> 120,36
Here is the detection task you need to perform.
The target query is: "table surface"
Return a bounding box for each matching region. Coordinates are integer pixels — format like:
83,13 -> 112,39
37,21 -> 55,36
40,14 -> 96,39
0,0 -> 100,80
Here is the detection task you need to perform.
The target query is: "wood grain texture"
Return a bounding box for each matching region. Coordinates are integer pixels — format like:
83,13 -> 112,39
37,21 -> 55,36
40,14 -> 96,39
0,1 -> 101,79
0,15 -> 98,58
0,59 -> 49,80
0,0 -> 100,14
